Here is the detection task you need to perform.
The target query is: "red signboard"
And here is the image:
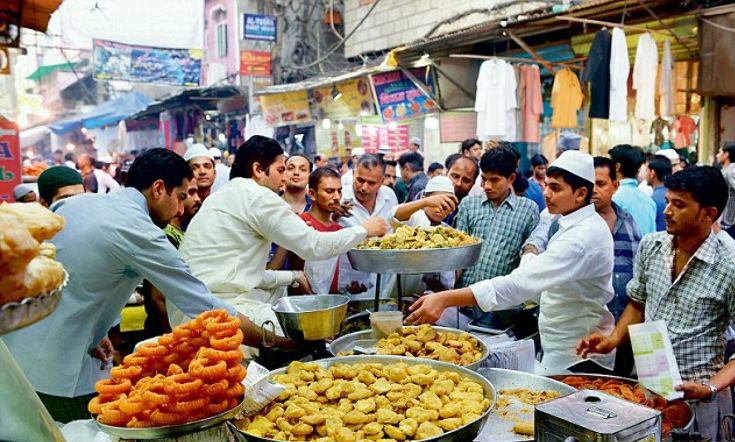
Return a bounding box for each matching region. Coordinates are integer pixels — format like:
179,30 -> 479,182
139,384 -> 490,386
0,119 -> 21,201
240,50 -> 272,77
359,124 -> 409,153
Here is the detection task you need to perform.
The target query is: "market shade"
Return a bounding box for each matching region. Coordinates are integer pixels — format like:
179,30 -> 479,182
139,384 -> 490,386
49,91 -> 152,135
10,0 -> 64,32
25,62 -> 81,81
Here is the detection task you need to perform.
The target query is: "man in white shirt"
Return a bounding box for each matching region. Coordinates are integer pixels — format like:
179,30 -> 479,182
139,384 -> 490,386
407,151 -> 616,373
176,136 -> 388,332
184,144 -> 216,202
341,147 -> 366,189
210,147 -> 231,192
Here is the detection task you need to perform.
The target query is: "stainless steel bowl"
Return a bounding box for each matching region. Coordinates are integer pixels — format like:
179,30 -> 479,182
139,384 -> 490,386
0,271 -> 67,336
271,295 -> 349,341
328,326 -> 490,371
229,355 -> 496,442
347,241 -> 483,274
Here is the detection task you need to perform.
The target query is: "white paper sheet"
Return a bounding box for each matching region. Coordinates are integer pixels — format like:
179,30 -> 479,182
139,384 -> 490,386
629,320 -> 684,400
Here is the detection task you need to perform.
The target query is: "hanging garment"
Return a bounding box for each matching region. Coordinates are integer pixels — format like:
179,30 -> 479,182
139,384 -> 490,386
609,27 -> 630,122
522,64 -> 543,142
633,33 -> 659,120
506,63 -> 520,142
583,29 -> 612,119
659,40 -> 675,118
650,117 -> 670,147
475,59 -> 518,140
673,115 -> 697,148
551,69 -> 584,129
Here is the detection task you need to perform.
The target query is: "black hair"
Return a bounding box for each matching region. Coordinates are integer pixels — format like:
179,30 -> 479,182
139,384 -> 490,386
428,162 -> 444,174
546,165 -> 594,204
523,169 -> 533,179
648,155 -> 672,182
447,155 -> 480,181
308,167 -> 341,191
663,166 -> 728,218
126,148 -> 193,192
460,138 -> 481,153
287,153 -> 313,172
479,147 -> 517,178
398,152 -> 424,172
230,136 -> 284,180
384,160 -> 397,168
314,154 -> 323,162
608,144 -> 644,179
531,154 -> 548,167
593,156 -> 617,181
356,154 -> 385,172
512,172 -> 529,194
723,142 -> 735,163
444,153 -> 461,169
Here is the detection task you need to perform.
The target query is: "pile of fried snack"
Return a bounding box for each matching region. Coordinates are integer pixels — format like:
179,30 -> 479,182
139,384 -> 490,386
357,226 -> 478,250
234,360 -> 491,442
89,309 -> 245,428
0,203 -> 66,305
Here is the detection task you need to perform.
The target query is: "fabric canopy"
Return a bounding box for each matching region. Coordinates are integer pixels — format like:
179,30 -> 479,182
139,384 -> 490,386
49,92 -> 152,134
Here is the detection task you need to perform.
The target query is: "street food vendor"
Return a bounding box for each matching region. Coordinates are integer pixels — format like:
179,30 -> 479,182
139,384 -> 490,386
407,151 -> 616,373
174,136 -> 388,331
578,166 -> 735,439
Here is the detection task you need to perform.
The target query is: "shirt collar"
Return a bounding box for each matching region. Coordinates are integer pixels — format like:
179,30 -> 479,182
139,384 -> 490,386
558,204 -> 596,230
122,187 -> 150,215
619,178 -> 638,187
656,231 -> 719,265
481,191 -> 516,209
611,201 -> 629,234
407,172 -> 426,186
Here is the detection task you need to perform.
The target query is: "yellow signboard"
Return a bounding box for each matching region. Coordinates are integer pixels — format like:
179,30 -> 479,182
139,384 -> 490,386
260,90 -> 312,127
312,78 -> 375,120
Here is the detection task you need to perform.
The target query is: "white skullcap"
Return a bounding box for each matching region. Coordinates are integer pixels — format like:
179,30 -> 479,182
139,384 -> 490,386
13,184 -> 34,200
378,145 -> 392,154
657,149 -> 680,165
424,176 -> 455,194
209,147 -> 222,159
410,137 -> 422,147
351,147 -> 366,157
551,150 -> 595,184
183,143 -> 214,162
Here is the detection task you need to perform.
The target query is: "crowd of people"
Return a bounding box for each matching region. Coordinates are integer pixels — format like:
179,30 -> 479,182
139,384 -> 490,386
8,136 -> 735,438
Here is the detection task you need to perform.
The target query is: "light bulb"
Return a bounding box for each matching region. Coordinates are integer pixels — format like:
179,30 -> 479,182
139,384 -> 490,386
322,119 -> 331,129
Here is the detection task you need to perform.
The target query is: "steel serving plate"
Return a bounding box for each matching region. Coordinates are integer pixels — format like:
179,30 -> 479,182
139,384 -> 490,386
328,326 -> 490,371
476,368 -> 576,442
229,355 -> 497,442
347,241 -> 483,274
272,295 -> 349,341
95,398 -> 243,439
0,271 -> 68,336
548,373 -> 694,434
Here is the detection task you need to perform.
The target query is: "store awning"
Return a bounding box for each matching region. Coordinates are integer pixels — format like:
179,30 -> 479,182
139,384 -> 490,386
26,62 -> 81,81
8,0 -> 64,32
49,92 -> 152,134
20,125 -> 50,148
254,64 -> 391,96
128,85 -> 245,120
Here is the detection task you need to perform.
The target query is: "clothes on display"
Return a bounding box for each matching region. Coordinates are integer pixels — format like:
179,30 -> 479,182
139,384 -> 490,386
608,27 -> 630,122
673,115 -> 697,148
475,59 -> 518,140
650,117 -> 670,147
521,65 -> 543,143
582,29 -> 612,119
633,33 -> 659,121
551,69 -> 584,128
659,40 -> 675,118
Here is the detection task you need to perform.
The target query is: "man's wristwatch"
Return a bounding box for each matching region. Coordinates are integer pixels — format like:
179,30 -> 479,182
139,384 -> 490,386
702,382 -> 719,401
290,272 -> 301,289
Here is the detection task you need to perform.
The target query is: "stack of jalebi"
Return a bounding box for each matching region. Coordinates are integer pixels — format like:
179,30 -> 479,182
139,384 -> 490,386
89,309 -> 246,428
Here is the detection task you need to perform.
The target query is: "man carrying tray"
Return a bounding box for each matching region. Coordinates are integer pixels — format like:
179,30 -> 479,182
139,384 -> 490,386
407,151 -> 617,374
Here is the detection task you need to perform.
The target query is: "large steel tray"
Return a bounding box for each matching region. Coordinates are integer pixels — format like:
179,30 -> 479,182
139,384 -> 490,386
347,241 -> 483,274
328,326 -> 490,371
475,368 -> 576,442
95,398 -> 243,439
229,355 -> 497,442
0,271 -> 67,336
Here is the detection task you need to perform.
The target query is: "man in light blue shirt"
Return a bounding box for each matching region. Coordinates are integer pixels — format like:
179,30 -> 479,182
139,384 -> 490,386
645,154 -> 672,231
2,149 -> 283,423
609,144 -> 656,236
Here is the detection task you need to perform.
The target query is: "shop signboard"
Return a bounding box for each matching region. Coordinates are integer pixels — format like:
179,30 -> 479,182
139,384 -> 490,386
371,68 -> 438,124
0,119 -> 21,201
439,111 -> 477,143
260,91 -> 312,127
359,119 -> 409,153
240,50 -> 272,76
93,39 -> 202,86
315,121 -> 360,158
243,14 -> 277,41
312,77 -> 375,120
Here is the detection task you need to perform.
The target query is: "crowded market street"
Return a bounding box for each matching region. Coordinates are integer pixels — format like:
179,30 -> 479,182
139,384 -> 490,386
1,0 -> 735,441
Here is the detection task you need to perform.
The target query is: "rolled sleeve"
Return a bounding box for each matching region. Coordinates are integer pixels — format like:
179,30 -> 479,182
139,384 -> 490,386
257,270 -> 296,290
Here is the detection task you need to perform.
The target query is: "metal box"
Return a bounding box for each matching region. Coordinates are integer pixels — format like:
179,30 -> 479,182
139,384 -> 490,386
535,389 -> 661,442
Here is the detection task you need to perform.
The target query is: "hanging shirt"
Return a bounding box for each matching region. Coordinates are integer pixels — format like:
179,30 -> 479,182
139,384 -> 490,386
659,40 -> 675,118
522,65 -> 543,142
609,27 -> 630,122
551,69 -> 584,128
633,33 -> 659,120
673,115 -> 697,148
583,29 -> 612,119
475,59 -> 518,140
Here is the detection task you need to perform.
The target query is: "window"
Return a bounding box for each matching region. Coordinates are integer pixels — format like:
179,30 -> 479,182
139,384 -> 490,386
216,22 -> 228,58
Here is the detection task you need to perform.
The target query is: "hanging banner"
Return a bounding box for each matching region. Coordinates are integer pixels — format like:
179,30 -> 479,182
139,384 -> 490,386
261,91 -> 312,127
93,39 -> 202,86
240,50 -> 272,76
0,120 -> 21,201
243,14 -> 277,41
312,77 -> 375,120
359,121 -> 409,153
315,122 -> 360,158
371,68 -> 438,124
440,112 -> 477,143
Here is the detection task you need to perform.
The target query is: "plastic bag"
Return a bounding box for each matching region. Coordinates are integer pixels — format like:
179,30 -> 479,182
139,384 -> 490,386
304,256 -> 338,294
240,361 -> 286,416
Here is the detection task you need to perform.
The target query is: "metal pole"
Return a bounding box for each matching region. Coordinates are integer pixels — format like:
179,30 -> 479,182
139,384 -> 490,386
374,273 -> 382,312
